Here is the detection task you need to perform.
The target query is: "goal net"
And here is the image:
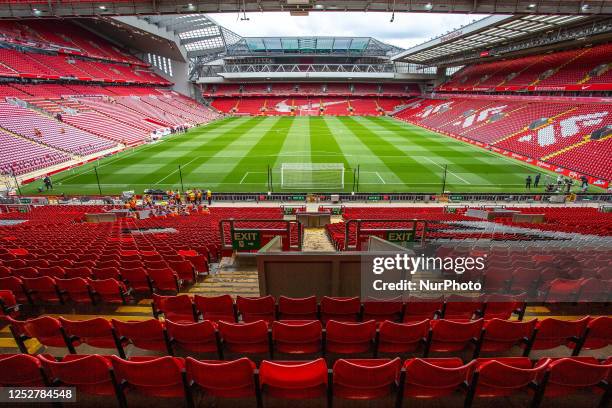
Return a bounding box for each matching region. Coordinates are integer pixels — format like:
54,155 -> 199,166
280,163 -> 345,190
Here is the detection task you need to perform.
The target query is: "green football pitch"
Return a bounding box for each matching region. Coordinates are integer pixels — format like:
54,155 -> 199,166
21,115 -> 593,195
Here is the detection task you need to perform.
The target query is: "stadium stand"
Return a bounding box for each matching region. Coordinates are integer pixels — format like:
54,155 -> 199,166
395,97 -> 612,183
439,43 -> 612,92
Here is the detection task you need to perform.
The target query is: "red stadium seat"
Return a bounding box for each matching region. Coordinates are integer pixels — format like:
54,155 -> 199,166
325,320 -> 376,355
148,268 -> 181,293
442,295 -> 484,320
524,317 -> 589,355
332,358 -> 401,400
218,320 -> 270,356
426,319 -> 484,355
278,295 -> 318,320
167,260 -> 196,283
483,294 -> 526,320
320,296 -> 361,323
236,295 -> 276,323
92,267 -> 121,280
7,316 -> 74,353
272,320 -> 323,355
120,267 -> 151,294
38,354 -> 120,400
58,317 -> 125,358
400,358 -> 475,399
110,355 -> 190,401
537,357 -> 611,405
56,277 -> 93,304
152,294 -> 196,323
0,276 -> 29,303
87,278 -> 131,304
465,357 -> 548,406
22,276 -> 63,304
476,318 -> 536,357
0,290 -> 19,318
362,298 -> 403,322
194,294 -> 236,322
0,354 -> 48,386
186,357 -> 257,399
111,319 -> 170,353
573,316 -> 612,354
403,296 -> 443,322
259,359 -> 328,399
377,319 -> 429,355
165,320 -> 219,356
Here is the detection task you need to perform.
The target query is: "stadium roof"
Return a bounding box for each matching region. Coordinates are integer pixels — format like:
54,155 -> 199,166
139,14 -> 242,55
1,1 -> 611,19
226,37 -> 403,57
392,14 -> 608,66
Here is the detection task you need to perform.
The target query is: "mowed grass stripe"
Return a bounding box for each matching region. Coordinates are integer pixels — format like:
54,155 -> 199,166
222,117 -> 291,184
367,116 -> 528,185
275,116 -> 311,165
337,116 -> 438,186
309,117 -> 351,168
130,116 -> 266,186
323,116 -> 404,185
354,116 -> 480,186
49,116 -> 247,191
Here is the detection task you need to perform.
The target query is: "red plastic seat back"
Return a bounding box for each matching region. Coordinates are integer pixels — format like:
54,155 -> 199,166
218,320 -> 269,353
403,358 -> 474,397
165,320 -> 217,352
194,294 -> 235,322
333,358 -> 401,399
278,296 -> 317,320
0,354 -> 45,386
58,317 -> 114,348
186,357 -> 256,398
534,317 -> 589,349
110,355 -> 185,397
321,297 -> 360,322
325,320 -> 376,354
236,295 -> 276,323
403,296 -> 443,321
431,319 -> 484,342
38,354 -> 113,395
259,359 -> 328,399
153,294 -> 195,322
548,358 -> 611,388
112,319 -> 166,351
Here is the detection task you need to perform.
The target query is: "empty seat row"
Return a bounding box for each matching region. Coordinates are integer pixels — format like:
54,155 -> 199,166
0,272 -> 183,306
6,315 -> 609,360
151,294 -> 527,324
0,353 -> 609,408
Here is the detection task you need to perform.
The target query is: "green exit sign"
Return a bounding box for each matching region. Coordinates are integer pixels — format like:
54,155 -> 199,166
386,230 -> 415,246
368,195 -> 381,201
232,230 -> 261,250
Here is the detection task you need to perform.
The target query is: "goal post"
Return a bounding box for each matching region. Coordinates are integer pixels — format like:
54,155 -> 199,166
280,163 -> 345,190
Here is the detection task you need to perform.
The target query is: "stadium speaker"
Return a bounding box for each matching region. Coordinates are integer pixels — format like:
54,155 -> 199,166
590,125 -> 612,140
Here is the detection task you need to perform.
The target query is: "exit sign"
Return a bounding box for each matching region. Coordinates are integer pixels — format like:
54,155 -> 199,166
232,230 -> 261,250
385,230 -> 415,246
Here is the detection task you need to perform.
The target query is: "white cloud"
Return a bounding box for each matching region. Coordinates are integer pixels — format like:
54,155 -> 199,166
211,12 -> 488,49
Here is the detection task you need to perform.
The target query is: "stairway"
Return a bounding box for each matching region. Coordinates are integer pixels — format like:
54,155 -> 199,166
302,228 -> 335,252
188,258 -> 260,297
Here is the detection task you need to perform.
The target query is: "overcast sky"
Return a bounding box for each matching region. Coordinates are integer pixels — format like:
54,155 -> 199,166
212,12 -> 488,49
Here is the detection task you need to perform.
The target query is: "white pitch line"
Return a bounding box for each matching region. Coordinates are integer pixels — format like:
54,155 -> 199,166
153,155 -> 201,186
375,172 -> 386,184
239,172 -> 249,184
421,156 -> 471,185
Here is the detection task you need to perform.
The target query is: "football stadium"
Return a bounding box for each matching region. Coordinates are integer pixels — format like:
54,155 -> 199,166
0,1 -> 611,407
